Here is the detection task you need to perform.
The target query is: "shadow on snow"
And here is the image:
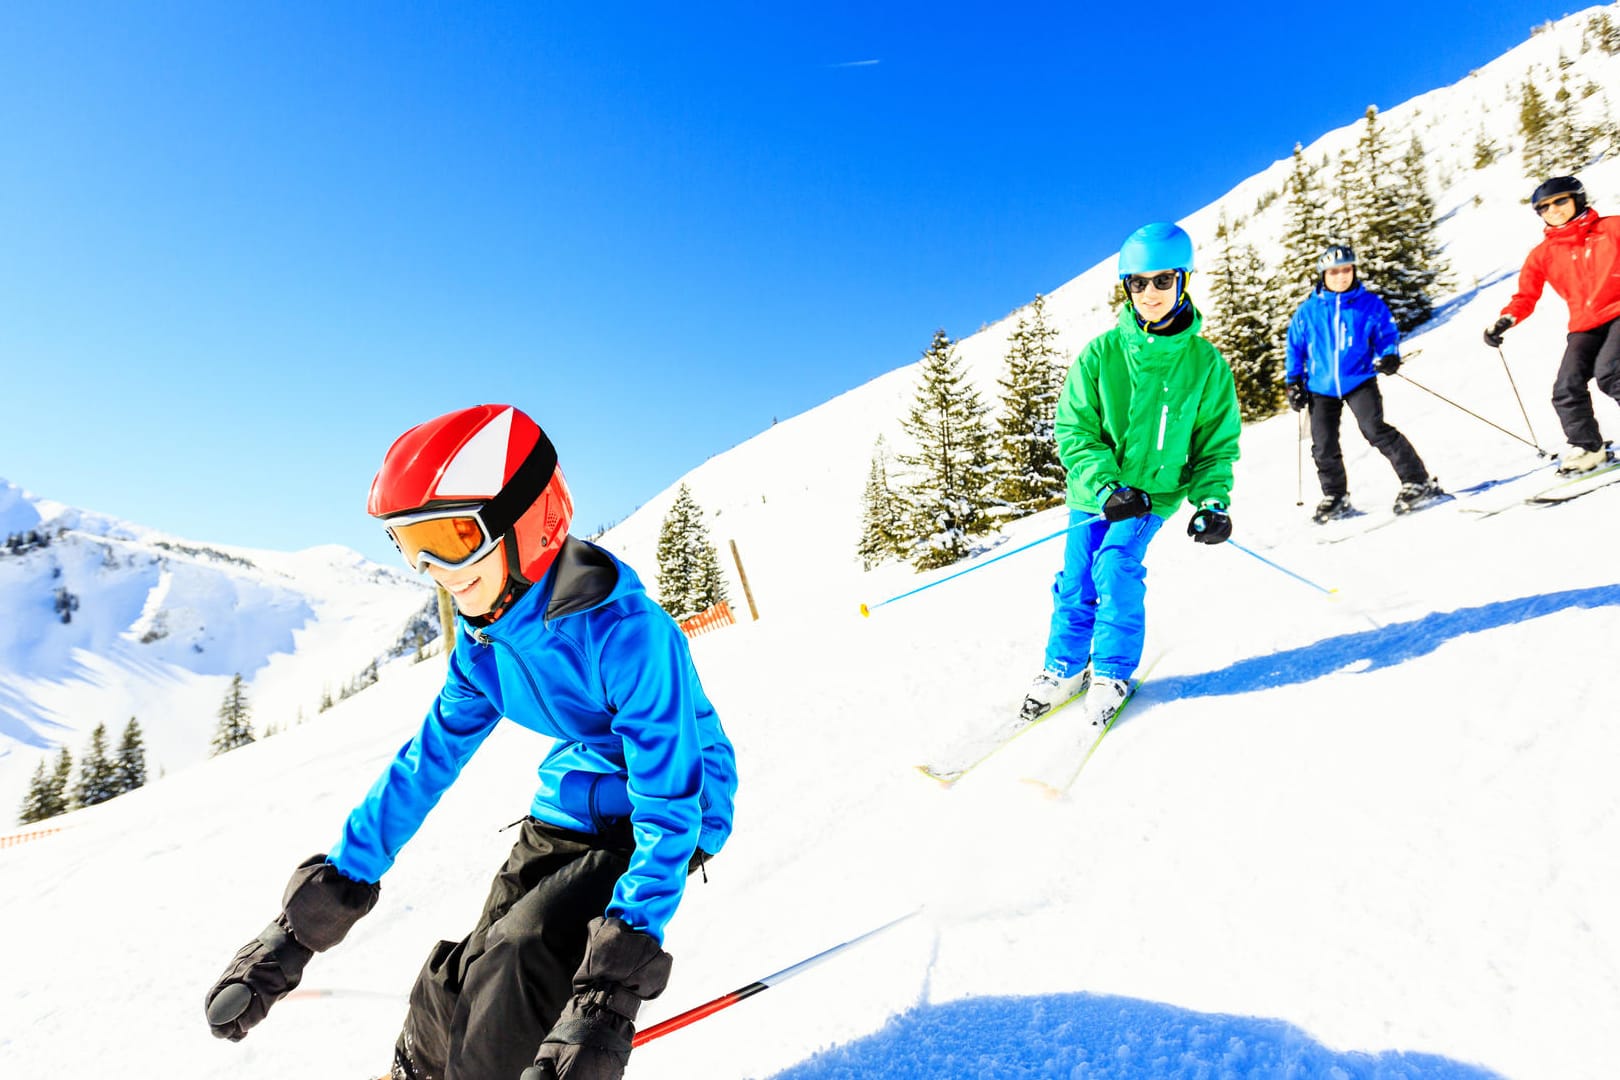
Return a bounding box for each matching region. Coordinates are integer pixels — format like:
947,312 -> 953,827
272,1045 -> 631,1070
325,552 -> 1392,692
770,991 -> 1502,1079
1139,583 -> 1620,708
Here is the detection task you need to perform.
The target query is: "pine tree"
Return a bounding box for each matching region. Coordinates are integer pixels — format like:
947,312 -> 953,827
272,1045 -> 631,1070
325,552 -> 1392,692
74,723 -> 120,807
1273,143 -> 1332,322
115,717 -> 148,794
1520,76 -> 1557,179
897,329 -> 996,571
1379,135 -> 1449,333
992,294 -> 1068,517
857,437 -> 908,570
211,674 -> 255,756
1204,217 -> 1284,420
1472,127 -> 1499,169
50,748 -> 74,813
654,484 -> 729,617
17,755 -> 70,824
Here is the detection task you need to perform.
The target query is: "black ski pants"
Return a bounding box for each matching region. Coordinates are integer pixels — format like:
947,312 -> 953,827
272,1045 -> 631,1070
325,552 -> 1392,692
1553,316 -> 1620,450
1308,378 -> 1428,497
391,818 -> 634,1080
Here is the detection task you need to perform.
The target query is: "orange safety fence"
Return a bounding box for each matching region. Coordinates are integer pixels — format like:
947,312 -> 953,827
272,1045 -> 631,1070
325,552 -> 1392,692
679,600 -> 736,639
0,825 -> 65,849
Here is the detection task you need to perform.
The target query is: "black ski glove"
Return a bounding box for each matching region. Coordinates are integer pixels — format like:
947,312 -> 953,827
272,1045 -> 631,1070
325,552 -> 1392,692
522,916 -> 673,1080
1187,504 -> 1232,545
1101,485 -> 1153,522
1484,316 -> 1514,348
1285,381 -> 1309,412
204,855 -> 380,1041
1374,353 -> 1401,376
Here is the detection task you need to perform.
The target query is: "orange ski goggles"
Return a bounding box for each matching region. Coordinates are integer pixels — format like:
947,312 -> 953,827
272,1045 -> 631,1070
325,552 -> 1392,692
383,506 -> 501,572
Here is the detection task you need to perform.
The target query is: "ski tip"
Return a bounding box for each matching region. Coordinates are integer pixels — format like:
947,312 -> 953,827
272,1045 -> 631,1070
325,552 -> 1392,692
858,602 -> 871,618
1017,777 -> 1067,802
913,764 -> 959,789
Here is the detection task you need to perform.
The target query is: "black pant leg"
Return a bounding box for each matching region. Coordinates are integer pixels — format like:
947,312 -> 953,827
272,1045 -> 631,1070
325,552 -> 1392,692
1588,318 -> 1620,437
1309,392 -> 1348,497
1554,327 -> 1606,450
1344,379 -> 1428,485
393,820 -> 632,1080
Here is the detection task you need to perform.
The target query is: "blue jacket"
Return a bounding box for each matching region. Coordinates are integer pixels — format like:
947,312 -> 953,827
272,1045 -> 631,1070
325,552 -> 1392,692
329,538 -> 738,943
1285,281 -> 1401,399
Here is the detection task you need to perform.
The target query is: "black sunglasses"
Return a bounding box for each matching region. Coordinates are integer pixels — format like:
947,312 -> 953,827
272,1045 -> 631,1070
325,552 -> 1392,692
1535,195 -> 1575,215
1126,271 -> 1179,294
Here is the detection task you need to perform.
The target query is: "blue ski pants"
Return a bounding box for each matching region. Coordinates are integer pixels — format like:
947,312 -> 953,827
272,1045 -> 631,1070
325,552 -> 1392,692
1043,509 -> 1164,682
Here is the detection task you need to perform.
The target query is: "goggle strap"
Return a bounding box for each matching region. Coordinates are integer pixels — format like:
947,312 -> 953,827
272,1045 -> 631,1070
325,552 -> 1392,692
478,430 -> 558,540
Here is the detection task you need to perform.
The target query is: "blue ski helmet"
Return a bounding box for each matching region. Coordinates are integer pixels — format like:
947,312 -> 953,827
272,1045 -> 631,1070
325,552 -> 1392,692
1318,245 -> 1356,271
1118,222 -> 1195,277
1530,175 -> 1586,215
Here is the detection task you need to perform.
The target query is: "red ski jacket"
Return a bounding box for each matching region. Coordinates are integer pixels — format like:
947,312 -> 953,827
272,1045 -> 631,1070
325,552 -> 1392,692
1502,208 -> 1620,332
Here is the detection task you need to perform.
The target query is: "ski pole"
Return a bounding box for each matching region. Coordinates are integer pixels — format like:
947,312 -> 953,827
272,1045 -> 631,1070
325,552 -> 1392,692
1296,409 -> 1306,507
860,515 -> 1102,616
1395,372 -> 1550,456
632,909 -> 921,1047
1226,539 -> 1337,596
1493,343 -> 1543,453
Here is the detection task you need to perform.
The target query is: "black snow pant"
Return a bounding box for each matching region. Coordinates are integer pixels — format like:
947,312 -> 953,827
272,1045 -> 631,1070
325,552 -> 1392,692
1309,378 -> 1428,497
391,818 -> 634,1080
1553,317 -> 1620,450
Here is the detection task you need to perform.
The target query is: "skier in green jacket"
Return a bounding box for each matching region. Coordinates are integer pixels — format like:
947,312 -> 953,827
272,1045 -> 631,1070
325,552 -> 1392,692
1020,222 -> 1242,728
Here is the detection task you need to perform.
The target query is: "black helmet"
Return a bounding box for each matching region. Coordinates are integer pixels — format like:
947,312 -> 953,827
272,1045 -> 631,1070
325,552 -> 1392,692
1530,176 -> 1587,216
1318,245 -> 1356,271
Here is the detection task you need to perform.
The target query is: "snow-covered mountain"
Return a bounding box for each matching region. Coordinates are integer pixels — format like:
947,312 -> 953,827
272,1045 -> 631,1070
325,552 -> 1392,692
4,8 -> 1620,1080
0,477 -> 436,817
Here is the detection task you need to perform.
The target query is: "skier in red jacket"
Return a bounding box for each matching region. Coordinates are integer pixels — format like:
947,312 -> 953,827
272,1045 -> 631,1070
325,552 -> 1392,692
1484,175 -> 1620,474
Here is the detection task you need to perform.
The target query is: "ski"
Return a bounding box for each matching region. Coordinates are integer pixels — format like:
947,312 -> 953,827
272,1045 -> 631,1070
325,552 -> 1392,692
1523,457 -> 1620,505
1313,492 -> 1453,544
914,689 -> 1087,787
1020,654 -> 1165,798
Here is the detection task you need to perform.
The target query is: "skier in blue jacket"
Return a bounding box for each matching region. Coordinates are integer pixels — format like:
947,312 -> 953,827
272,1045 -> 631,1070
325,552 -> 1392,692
205,404 -> 738,1080
1285,245 -> 1442,521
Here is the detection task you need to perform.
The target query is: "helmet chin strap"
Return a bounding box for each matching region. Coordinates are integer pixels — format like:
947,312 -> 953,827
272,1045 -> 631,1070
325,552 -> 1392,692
463,544 -> 531,626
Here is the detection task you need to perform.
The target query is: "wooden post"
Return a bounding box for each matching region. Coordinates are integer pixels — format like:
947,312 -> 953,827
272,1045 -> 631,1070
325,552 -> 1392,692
729,539 -> 759,621
437,586 -> 457,664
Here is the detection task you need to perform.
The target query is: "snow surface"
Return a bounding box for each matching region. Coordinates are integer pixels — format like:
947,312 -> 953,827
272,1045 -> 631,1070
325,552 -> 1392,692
4,8 -> 1620,1080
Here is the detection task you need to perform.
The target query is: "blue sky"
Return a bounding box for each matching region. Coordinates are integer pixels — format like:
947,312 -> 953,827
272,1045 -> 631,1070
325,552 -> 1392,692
0,1 -> 1576,566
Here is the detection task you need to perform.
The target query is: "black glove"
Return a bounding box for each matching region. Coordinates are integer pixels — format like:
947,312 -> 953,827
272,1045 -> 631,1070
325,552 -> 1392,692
1101,485 -> 1153,522
1286,381 -> 1309,412
1484,316 -> 1514,348
204,855 -> 380,1041
1374,353 -> 1401,376
523,916 -> 673,1080
1187,504 -> 1232,545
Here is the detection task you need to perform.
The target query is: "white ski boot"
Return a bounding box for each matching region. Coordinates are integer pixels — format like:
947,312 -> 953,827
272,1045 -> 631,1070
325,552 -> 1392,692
1556,444 -> 1611,475
1083,676 -> 1131,728
1020,666 -> 1090,721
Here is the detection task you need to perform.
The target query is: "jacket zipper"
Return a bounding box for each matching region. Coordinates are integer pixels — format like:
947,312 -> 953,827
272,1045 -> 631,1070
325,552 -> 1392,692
1333,292 -> 1344,399
482,633 -> 564,736
1156,401 -> 1169,451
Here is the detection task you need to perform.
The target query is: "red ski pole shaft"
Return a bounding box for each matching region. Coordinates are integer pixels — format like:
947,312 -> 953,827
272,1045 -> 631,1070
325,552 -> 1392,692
633,909 -> 921,1047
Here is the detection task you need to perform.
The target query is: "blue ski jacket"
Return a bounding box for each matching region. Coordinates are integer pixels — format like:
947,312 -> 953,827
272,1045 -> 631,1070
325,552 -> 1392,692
328,537 -> 737,943
1285,281 -> 1401,399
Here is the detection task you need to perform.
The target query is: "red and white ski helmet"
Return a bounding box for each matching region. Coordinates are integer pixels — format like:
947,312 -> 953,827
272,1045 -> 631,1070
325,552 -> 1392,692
368,404 -> 573,585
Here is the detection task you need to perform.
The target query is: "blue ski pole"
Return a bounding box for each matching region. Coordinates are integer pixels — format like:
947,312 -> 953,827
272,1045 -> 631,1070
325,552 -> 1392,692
1227,539 -> 1338,596
860,515 -> 1101,617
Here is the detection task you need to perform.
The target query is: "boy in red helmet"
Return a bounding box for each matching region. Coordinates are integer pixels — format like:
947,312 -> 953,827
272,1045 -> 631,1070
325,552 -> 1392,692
204,405 -> 739,1080
1485,175 -> 1620,474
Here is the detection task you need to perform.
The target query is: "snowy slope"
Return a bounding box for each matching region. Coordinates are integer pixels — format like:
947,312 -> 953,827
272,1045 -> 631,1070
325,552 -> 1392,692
4,8 -> 1620,1080
0,478 -> 435,816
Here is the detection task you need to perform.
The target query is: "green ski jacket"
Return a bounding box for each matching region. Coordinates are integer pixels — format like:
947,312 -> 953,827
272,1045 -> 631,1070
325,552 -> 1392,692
1056,304 -> 1242,518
